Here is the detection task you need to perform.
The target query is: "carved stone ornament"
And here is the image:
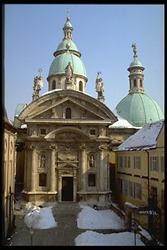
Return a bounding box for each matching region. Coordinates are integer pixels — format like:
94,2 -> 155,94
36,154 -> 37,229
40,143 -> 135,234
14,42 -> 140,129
27,144 -> 35,150
80,144 -> 86,150
98,144 -> 108,151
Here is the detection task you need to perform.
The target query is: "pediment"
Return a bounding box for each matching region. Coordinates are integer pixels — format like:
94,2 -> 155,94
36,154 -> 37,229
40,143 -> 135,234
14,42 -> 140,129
18,90 -> 117,123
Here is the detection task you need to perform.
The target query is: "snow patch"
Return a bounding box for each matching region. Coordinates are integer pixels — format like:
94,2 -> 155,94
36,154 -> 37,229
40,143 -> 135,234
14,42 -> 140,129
75,231 -> 145,246
77,205 -> 124,229
24,206 -> 57,229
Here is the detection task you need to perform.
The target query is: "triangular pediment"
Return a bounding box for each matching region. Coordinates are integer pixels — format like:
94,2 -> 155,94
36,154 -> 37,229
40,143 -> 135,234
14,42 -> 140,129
19,90 -> 117,123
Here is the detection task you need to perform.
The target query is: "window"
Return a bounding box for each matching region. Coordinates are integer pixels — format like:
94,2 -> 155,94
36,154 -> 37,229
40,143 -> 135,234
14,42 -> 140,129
161,156 -> 164,172
134,156 -> 141,169
134,79 -> 137,87
118,156 -> 123,168
128,181 -> 133,197
39,173 -> 47,186
150,156 -> 159,171
65,107 -> 71,119
150,186 -> 157,206
79,81 -> 83,91
52,80 -> 56,90
40,129 -> 46,135
88,173 -> 96,187
134,182 -> 142,199
127,156 -> 131,168
140,79 -> 143,87
120,179 -> 129,195
124,156 -> 127,168
90,129 -> 96,135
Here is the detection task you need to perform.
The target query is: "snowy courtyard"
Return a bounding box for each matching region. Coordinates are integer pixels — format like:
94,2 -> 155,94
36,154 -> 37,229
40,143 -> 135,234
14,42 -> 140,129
12,201 -> 149,246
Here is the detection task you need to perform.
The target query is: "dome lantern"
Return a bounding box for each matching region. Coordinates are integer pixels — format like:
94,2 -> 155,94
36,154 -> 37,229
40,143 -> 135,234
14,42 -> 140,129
128,43 -> 145,94
63,16 -> 73,40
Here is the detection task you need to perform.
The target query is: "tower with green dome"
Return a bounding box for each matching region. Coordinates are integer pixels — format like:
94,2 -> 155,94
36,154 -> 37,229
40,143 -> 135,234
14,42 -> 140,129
47,16 -> 88,93
115,44 -> 164,127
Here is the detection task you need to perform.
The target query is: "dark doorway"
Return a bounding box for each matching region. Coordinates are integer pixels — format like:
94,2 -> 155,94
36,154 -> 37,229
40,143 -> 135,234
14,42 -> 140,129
62,177 -> 73,201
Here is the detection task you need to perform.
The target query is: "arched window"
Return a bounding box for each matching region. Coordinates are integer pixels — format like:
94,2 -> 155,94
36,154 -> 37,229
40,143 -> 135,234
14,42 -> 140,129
88,173 -> 96,187
65,107 -> 71,119
134,79 -> 137,87
52,80 -> 56,90
79,81 -> 83,91
140,79 -> 143,87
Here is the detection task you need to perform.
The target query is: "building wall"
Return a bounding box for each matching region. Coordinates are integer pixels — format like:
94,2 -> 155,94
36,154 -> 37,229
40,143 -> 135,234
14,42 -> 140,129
3,125 -> 17,239
114,125 -> 164,241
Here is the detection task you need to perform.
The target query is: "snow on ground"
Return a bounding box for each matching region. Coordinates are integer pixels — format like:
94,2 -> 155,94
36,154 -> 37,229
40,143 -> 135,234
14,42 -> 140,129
75,230 -> 145,246
24,206 -> 57,230
77,205 -> 124,229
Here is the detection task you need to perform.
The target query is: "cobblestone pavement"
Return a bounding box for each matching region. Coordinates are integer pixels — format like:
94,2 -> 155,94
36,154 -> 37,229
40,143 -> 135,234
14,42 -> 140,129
11,202 -> 86,246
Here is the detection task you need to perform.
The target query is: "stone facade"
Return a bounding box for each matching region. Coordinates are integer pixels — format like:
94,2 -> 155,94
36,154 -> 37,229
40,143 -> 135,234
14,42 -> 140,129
17,89 -> 118,203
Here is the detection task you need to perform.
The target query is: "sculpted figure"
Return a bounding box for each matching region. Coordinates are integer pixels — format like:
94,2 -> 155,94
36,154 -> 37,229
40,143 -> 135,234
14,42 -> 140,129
65,62 -> 73,82
40,154 -> 46,168
89,154 -> 95,168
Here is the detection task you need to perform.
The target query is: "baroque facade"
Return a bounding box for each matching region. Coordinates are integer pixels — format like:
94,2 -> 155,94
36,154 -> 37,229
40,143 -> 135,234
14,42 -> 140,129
16,17 -> 118,203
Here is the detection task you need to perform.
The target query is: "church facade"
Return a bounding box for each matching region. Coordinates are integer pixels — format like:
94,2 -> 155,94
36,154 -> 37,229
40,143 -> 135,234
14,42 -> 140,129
17,17 -> 118,203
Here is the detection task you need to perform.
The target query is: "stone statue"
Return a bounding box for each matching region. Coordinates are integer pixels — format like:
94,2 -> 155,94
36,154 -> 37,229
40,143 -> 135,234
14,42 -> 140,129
32,75 -> 43,101
132,43 -> 137,58
40,154 -> 46,168
65,62 -> 73,83
89,154 -> 95,168
96,72 -> 105,102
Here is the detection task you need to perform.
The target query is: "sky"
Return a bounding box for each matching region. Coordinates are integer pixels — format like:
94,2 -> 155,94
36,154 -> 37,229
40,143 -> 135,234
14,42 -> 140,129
4,4 -> 164,120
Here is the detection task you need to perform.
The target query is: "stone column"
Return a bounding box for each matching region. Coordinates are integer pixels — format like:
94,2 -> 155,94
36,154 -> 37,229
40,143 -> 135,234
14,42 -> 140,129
98,144 -> 109,191
80,144 -> 87,191
29,144 -> 36,192
49,144 -> 56,192
99,147 -> 104,191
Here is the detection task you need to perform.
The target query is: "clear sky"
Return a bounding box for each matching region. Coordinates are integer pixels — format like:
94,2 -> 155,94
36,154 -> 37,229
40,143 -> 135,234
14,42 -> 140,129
4,4 -> 164,120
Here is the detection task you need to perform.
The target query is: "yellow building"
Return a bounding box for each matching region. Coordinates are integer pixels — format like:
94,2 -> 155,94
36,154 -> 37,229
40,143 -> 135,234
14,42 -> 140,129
114,120 -> 164,242
3,109 -> 17,243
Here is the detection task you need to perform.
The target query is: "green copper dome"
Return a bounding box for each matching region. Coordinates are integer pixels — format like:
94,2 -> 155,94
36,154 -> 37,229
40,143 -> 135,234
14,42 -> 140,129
116,93 -> 164,127
129,58 -> 143,68
49,51 -> 87,78
56,39 -> 80,54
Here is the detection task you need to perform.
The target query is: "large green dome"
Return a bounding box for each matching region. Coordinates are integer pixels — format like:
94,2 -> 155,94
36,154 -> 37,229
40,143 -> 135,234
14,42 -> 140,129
116,93 -> 164,127
49,51 -> 87,78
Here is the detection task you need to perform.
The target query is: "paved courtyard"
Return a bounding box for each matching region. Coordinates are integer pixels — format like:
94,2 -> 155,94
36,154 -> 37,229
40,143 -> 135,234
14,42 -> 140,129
11,202 -> 128,246
12,202 -> 84,246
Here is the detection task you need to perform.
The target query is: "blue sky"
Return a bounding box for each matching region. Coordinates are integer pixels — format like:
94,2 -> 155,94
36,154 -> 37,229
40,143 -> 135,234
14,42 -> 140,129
5,4 -> 164,120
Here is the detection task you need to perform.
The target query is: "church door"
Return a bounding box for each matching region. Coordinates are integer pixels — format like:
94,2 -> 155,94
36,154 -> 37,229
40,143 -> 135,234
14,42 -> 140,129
62,177 -> 73,201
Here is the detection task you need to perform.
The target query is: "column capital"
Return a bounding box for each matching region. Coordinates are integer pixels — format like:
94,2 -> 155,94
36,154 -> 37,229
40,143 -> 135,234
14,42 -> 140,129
98,144 -> 108,151
27,144 -> 36,150
80,143 -> 86,150
49,144 -> 57,150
